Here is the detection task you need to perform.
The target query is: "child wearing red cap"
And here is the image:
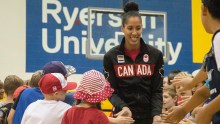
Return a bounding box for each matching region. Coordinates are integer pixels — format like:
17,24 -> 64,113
10,61 -> 76,124
61,70 -> 135,124
21,73 -> 76,124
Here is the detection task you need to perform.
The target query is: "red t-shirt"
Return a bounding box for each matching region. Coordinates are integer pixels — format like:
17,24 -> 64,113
124,48 -> 140,62
61,106 -> 109,124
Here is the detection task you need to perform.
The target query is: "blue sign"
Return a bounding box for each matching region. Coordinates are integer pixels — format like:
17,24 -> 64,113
26,0 -> 201,75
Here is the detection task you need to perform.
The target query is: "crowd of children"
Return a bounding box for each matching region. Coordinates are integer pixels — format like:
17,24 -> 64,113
162,70 -> 204,124
164,0 -> 220,124
1,63 -> 217,124
0,61 -> 135,124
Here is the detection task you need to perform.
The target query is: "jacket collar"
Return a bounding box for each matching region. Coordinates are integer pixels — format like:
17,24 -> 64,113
119,37 -> 148,54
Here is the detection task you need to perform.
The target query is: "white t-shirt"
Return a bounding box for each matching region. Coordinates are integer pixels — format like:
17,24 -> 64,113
213,32 -> 220,72
21,100 -> 71,124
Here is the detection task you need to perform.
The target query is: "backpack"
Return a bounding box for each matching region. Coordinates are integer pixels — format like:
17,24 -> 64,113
0,103 -> 13,124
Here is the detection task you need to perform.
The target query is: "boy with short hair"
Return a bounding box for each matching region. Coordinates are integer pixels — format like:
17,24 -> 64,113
163,85 -> 177,111
21,73 -> 76,124
2,75 -> 24,105
0,75 -> 24,123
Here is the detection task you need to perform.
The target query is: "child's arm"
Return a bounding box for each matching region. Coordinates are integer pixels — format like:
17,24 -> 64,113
196,95 -> 220,124
182,85 -> 210,113
166,85 -> 210,123
7,108 -> 15,124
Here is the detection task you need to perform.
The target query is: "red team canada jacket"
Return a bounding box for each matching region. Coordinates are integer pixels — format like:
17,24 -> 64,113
103,38 -> 164,119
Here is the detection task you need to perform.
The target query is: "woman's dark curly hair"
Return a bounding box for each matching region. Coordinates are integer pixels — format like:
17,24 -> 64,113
122,2 -> 142,27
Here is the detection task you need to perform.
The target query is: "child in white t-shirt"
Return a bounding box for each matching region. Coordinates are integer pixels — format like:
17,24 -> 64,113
21,73 -> 77,124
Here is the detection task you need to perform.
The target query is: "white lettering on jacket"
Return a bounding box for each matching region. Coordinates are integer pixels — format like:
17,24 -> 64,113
114,64 -> 155,78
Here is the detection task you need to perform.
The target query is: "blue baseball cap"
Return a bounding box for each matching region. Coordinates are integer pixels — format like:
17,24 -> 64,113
42,61 -> 76,77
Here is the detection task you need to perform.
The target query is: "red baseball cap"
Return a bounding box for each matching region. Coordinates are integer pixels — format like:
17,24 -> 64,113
38,73 -> 77,94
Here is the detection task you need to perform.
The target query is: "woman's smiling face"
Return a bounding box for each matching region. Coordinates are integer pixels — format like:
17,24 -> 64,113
122,16 -> 142,50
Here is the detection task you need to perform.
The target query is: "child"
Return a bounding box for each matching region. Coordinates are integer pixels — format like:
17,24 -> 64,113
62,70 -> 134,124
0,80 -> 4,101
191,69 -> 205,94
21,73 -> 76,124
61,70 -> 114,124
166,0 -> 220,124
1,75 -> 24,107
163,76 -> 168,88
9,70 -> 44,124
174,72 -> 193,106
167,70 -> 181,85
0,75 -> 24,123
163,85 -> 177,111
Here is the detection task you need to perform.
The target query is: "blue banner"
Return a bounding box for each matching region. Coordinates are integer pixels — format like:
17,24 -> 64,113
26,0 -> 201,75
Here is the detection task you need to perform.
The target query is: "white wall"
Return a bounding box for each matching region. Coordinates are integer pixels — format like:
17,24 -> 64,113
0,0 -> 82,83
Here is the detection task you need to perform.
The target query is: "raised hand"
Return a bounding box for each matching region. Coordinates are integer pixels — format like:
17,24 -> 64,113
114,107 -> 132,118
171,77 -> 193,92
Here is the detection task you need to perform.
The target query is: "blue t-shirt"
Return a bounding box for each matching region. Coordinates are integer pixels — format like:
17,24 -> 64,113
13,88 -> 44,124
63,92 -> 75,106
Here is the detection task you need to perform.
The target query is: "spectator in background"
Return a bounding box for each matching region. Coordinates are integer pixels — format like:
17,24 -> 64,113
23,79 -> 30,86
0,75 -> 24,123
0,80 -> 5,101
191,69 -> 205,94
161,85 -> 177,123
64,90 -> 75,106
7,70 -> 43,124
163,76 -> 168,88
163,85 -> 177,112
1,75 -> 24,105
28,71 -> 43,88
174,72 -> 193,106
167,70 -> 181,85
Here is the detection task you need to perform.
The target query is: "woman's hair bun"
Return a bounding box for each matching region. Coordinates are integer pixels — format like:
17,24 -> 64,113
123,2 -> 139,13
